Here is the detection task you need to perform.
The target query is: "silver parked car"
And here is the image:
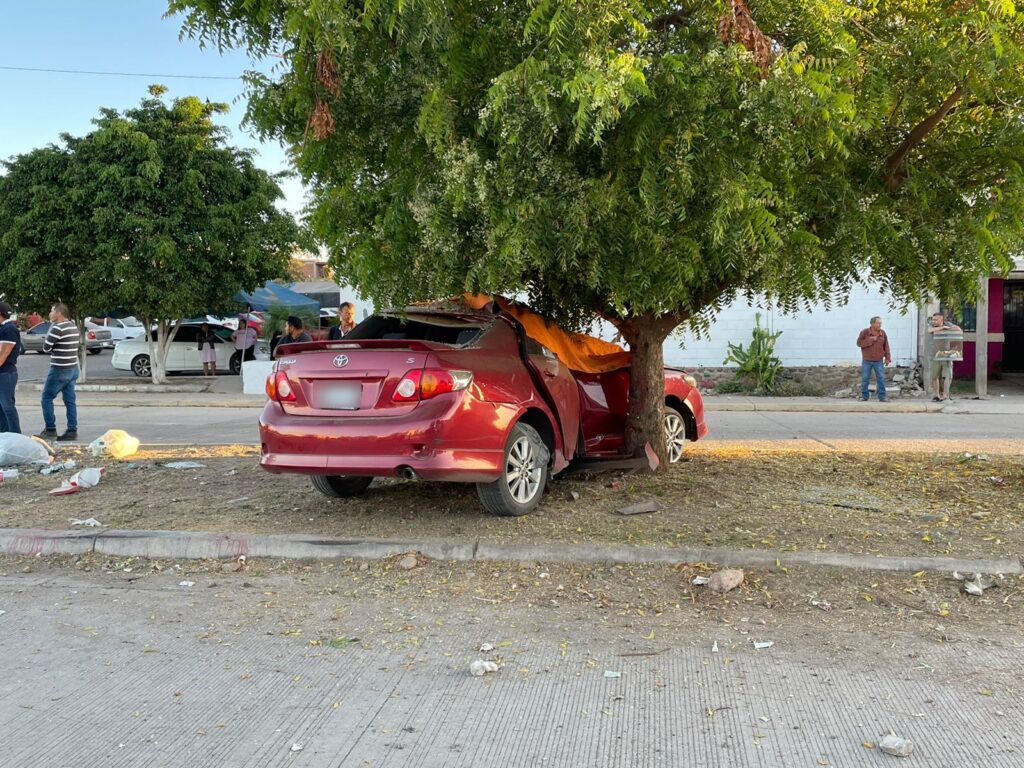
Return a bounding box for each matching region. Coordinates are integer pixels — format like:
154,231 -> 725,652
21,322 -> 111,355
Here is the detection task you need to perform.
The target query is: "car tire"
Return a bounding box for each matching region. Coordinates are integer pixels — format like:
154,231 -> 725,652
229,352 -> 242,376
88,348 -> 102,356
664,406 -> 687,464
36,350 -> 46,354
477,422 -> 549,516
131,355 -> 151,378
311,475 -> 373,498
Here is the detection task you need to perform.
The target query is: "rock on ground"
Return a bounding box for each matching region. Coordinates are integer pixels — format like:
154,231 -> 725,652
708,569 -> 744,594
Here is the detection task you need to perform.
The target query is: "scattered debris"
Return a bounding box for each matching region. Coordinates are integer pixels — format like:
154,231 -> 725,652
89,429 -> 140,459
479,643 -> 495,653
290,743 -> 304,753
0,468 -> 20,483
469,660 -> 499,677
0,610 -> 6,616
41,461 -> 76,476
615,499 -> 663,516
988,476 -> 1005,485
966,575 -> 997,596
162,461 -> 206,470
603,670 -> 622,679
753,641 -> 774,650
221,555 -> 247,573
179,581 -> 196,588
878,734 -> 914,757
50,468 -> 105,496
691,576 -> 711,586
708,569 -> 744,594
811,600 -> 833,612
398,554 -> 418,570
226,497 -> 250,505
711,640 -> 719,654
70,518 -> 103,527
569,491 -> 581,502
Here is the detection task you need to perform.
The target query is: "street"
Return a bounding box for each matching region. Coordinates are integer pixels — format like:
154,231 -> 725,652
11,402 -> 1024,448
1,557 -> 1021,768
17,350 -> 133,382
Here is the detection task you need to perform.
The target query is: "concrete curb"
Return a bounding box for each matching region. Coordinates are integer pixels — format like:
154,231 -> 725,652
703,399 -> 944,413
2,528 -> 1019,575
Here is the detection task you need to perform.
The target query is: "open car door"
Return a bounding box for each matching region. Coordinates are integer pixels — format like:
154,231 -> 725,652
523,335 -> 581,464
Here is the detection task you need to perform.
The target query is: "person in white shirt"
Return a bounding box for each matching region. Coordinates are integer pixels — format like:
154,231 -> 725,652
231,318 -> 258,363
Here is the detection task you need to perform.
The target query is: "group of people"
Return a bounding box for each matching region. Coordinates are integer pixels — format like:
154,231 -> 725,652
0,301 -> 81,440
267,302 -> 357,356
857,313 -> 961,403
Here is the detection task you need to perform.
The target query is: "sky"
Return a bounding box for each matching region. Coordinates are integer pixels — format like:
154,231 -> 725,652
0,1 -> 307,216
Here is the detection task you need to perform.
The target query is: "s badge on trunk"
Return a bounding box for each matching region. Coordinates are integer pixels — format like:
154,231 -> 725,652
333,354 -> 349,368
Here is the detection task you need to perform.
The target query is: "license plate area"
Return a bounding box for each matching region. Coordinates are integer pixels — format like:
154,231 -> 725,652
317,381 -> 362,410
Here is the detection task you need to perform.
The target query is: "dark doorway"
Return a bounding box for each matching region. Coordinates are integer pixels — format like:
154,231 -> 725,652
1004,281 -> 1024,373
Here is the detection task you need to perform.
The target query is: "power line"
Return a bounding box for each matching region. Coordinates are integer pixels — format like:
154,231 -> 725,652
0,65 -> 241,80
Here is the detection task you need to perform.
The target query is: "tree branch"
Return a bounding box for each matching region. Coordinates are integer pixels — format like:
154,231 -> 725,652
650,8 -> 694,31
884,85 -> 965,193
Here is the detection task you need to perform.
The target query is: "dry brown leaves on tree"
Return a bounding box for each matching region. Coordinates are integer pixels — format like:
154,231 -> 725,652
718,0 -> 775,78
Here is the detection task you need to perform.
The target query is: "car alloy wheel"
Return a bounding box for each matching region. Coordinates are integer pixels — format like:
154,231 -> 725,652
131,355 -> 151,378
477,422 -> 549,516
506,434 -> 542,504
663,406 -> 686,464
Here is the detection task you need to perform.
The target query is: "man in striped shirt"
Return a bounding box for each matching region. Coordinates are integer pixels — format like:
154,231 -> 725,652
38,303 -> 80,441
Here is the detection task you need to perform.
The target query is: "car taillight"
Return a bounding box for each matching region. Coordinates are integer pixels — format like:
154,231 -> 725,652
393,369 -> 472,402
86,331 -> 96,340
266,371 -> 296,402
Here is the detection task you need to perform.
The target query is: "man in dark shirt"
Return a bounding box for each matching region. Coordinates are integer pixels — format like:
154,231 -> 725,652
284,316 -> 312,344
0,301 -> 23,434
856,316 -> 892,402
327,302 -> 357,341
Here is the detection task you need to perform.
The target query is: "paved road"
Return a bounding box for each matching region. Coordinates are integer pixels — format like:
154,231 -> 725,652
1,563 -> 1020,767
16,350 -> 131,382
12,403 -> 1024,448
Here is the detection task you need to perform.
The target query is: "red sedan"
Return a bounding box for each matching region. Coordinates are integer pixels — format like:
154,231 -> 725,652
260,306 -> 707,516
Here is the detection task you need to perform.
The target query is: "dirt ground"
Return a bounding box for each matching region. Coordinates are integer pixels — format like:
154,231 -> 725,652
3,551 -> 1022,695
2,445 -> 1022,559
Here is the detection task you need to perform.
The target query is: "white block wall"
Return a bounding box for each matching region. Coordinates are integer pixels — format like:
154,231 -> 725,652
663,285 -> 919,368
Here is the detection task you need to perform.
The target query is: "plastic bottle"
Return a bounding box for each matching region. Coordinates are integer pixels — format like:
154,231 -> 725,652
0,468 -> 19,484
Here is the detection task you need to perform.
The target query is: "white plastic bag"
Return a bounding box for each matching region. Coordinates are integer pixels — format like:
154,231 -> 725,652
89,429 -> 140,459
0,433 -> 54,467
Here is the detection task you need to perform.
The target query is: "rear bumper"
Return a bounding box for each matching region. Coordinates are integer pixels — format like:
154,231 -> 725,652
258,398 -> 518,483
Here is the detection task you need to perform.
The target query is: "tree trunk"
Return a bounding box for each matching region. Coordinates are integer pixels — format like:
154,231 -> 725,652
75,314 -> 88,383
621,317 -> 671,471
144,317 -> 169,385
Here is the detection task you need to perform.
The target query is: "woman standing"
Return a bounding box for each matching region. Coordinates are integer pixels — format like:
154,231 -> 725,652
198,322 -> 218,376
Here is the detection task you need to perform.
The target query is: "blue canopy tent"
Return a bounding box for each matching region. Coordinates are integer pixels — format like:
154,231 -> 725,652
234,281 -> 321,312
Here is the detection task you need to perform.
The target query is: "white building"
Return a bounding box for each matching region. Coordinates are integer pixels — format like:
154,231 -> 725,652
665,285 -> 919,368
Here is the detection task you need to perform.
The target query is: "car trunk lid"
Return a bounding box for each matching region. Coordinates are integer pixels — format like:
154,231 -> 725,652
273,340 -> 444,417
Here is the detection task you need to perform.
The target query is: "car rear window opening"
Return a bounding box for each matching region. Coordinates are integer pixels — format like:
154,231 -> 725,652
346,315 -> 488,346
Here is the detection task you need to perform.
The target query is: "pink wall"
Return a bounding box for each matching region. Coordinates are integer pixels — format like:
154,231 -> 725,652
953,279 -> 1004,379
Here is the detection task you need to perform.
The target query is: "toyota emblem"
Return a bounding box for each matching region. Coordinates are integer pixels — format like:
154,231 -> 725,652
332,354 -> 349,368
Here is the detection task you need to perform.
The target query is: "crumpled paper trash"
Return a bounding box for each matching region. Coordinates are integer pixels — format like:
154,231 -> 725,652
469,660 -> 499,677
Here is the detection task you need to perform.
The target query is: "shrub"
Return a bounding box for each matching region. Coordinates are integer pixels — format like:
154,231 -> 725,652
723,314 -> 783,394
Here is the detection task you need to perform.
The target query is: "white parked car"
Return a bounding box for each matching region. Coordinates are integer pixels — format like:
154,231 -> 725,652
112,323 -> 242,377
85,316 -> 145,346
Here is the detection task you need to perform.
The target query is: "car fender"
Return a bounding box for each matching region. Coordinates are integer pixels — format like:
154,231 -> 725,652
502,397 -> 570,475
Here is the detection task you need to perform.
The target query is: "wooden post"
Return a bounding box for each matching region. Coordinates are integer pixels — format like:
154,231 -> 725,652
976,275 -> 989,397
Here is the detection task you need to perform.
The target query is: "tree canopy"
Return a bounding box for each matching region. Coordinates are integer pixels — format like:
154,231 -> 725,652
0,86 -> 308,381
169,0 -> 1024,456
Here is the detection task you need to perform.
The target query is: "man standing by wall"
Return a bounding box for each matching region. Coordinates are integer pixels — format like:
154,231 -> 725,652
0,301 -> 22,433
328,302 -> 357,341
38,303 -> 80,441
926,312 -> 961,402
856,316 -> 891,402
